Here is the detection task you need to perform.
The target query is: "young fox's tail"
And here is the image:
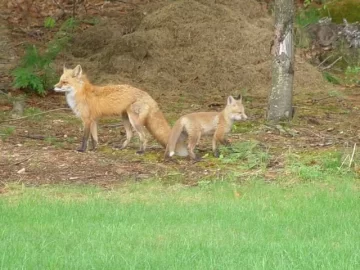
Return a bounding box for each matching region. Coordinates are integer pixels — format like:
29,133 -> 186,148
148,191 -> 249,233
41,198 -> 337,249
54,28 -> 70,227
164,118 -> 185,157
146,111 -> 188,156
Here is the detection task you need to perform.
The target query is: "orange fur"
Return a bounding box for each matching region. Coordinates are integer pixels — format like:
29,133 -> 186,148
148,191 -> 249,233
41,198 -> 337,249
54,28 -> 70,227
54,65 -> 188,155
165,96 -> 247,160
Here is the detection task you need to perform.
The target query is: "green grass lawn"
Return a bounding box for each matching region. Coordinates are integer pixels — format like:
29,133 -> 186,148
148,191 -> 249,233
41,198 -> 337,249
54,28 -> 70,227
1,174 -> 360,270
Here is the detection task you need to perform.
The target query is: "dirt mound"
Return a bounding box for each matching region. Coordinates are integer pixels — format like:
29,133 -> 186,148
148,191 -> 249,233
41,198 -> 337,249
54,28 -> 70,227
69,0 -> 328,102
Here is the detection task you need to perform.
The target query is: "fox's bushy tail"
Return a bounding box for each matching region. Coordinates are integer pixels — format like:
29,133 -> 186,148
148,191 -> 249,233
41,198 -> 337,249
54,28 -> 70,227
164,118 -> 186,157
146,111 -> 188,156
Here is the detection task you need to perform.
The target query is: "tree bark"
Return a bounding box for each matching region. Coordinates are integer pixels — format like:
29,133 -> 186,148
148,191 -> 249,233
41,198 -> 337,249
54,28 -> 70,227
267,0 -> 295,121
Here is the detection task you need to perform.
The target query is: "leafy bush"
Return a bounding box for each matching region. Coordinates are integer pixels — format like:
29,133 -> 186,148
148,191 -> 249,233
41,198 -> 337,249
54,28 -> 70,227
12,17 -> 78,96
322,71 -> 341,85
12,46 -> 53,95
344,66 -> 360,86
320,0 -> 360,24
0,126 -> 15,141
294,6 -> 322,49
295,7 -> 322,28
44,17 -> 56,28
219,141 -> 270,169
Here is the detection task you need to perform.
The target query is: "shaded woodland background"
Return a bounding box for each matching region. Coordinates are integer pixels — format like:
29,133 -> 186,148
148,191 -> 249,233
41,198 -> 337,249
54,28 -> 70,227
1,0 -> 335,99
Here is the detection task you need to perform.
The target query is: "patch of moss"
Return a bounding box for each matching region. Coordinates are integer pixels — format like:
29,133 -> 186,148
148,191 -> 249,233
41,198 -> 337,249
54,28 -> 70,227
98,145 -> 115,155
142,151 -> 161,162
233,121 -> 256,133
0,126 -> 15,140
296,6 -> 322,27
160,172 -> 187,185
321,0 -> 360,24
52,113 -> 82,125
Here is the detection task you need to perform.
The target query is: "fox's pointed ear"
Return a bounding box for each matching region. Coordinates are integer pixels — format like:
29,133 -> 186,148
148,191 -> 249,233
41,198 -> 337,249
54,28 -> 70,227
227,96 -> 235,105
237,94 -> 242,102
72,65 -> 82,78
63,64 -> 67,73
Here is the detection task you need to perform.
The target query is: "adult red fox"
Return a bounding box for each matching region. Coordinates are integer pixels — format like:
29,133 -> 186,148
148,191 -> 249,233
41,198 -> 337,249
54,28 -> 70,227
165,95 -> 247,160
54,65 -> 188,155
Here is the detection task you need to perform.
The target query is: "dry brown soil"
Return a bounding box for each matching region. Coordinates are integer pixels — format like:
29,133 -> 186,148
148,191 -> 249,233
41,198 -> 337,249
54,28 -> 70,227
1,0 -> 360,187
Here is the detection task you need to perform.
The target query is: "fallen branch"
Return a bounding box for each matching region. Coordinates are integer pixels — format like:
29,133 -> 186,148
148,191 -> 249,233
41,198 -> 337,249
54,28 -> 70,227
339,143 -> 357,170
0,108 -> 70,123
340,155 -> 349,170
304,128 -> 324,139
317,54 -> 333,68
0,154 -> 35,167
320,56 -> 342,70
18,134 -> 46,140
349,143 -> 357,168
311,96 -> 338,103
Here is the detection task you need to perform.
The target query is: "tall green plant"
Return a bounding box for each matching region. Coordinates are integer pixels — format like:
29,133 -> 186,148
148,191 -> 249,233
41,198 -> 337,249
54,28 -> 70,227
12,17 -> 78,96
344,66 -> 360,86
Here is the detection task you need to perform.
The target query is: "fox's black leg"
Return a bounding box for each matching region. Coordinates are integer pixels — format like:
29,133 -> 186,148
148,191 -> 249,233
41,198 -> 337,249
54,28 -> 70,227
78,124 -> 90,152
90,135 -> 97,151
127,111 -> 147,154
90,121 -> 98,151
213,149 -> 220,158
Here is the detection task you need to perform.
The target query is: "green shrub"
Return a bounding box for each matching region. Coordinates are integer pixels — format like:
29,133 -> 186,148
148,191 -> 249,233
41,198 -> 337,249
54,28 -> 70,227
12,46 -> 53,95
12,17 -> 78,96
219,141 -> 270,169
322,71 -> 341,85
0,126 -> 15,140
44,17 -> 56,29
344,66 -> 360,86
294,6 -> 322,49
320,0 -> 360,24
295,7 -> 321,28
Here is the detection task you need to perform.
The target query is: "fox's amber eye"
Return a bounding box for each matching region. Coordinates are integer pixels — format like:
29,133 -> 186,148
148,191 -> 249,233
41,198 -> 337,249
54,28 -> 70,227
62,81 -> 68,84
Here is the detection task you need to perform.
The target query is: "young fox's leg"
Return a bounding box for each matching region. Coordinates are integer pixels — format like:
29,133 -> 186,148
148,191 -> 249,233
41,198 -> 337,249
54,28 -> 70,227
127,104 -> 151,154
90,121 -> 98,151
212,136 -> 220,158
212,129 -> 230,158
188,131 -> 201,160
78,120 -> 91,152
127,111 -> 147,154
120,113 -> 133,149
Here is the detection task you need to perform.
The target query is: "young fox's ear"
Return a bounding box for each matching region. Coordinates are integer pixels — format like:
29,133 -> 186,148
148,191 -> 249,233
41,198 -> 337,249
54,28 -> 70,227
236,94 -> 242,102
72,65 -> 82,78
227,96 -> 235,105
63,64 -> 67,73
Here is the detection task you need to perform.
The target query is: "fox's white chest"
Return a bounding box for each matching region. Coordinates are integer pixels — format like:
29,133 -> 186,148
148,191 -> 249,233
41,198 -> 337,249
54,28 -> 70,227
66,92 -> 80,117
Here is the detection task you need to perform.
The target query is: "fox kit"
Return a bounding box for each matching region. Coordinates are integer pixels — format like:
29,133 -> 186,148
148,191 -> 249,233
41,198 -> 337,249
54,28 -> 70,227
165,95 -> 247,160
54,64 -> 188,155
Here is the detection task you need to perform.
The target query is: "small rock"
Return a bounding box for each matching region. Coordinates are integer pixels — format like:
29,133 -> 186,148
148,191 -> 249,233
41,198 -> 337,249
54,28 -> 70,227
115,168 -> 125,175
11,99 -> 25,119
17,168 -> 25,174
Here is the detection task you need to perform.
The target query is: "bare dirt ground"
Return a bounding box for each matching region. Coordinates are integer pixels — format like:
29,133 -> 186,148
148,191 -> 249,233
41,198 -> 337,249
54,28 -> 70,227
1,0 -> 360,187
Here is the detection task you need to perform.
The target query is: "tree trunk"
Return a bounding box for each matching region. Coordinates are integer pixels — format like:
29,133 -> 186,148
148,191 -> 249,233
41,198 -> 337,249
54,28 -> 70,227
267,0 -> 295,121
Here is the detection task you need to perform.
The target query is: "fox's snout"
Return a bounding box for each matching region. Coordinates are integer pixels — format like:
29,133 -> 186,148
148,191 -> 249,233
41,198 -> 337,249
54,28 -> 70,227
53,81 -> 73,93
232,113 -> 248,121
54,82 -> 60,90
54,81 -> 63,92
